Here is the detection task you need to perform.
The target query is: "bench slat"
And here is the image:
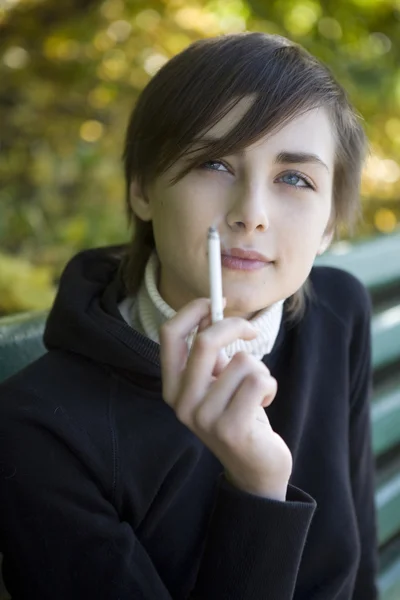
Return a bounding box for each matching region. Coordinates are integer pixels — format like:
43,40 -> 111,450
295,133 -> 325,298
372,382 -> 400,456
376,467 -> 400,546
316,232 -> 400,290
0,312 -> 47,382
378,538 -> 400,600
379,556 -> 400,600
372,306 -> 400,370
0,230 -> 399,596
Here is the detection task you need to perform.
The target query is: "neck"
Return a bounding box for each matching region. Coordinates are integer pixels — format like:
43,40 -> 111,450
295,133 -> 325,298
119,250 -> 286,361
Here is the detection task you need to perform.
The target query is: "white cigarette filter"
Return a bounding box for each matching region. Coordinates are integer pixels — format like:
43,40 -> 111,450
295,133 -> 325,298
208,226 -> 224,324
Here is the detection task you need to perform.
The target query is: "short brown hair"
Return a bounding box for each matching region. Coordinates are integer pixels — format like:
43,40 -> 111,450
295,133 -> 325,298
120,32 -> 367,320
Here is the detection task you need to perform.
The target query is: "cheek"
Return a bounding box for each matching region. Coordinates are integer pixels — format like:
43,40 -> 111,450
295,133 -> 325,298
150,189 -> 185,235
152,206 -> 203,263
279,203 -> 330,258
152,185 -> 220,249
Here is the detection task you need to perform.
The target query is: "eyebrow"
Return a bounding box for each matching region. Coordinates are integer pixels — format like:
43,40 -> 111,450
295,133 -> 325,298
189,137 -> 330,172
274,151 -> 329,172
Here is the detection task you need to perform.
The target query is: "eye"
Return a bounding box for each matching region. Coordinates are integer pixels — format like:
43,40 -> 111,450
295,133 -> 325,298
277,171 -> 315,190
200,160 -> 230,173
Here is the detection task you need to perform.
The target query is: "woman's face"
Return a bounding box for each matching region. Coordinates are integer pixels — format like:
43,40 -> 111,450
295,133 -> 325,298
130,99 -> 335,319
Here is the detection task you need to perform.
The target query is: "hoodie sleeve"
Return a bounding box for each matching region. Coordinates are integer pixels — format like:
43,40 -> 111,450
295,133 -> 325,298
193,475 -> 316,599
348,286 -> 379,599
0,388 -> 315,600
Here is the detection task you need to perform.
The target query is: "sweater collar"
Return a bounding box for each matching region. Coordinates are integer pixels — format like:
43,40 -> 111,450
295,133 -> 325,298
123,251 -> 284,361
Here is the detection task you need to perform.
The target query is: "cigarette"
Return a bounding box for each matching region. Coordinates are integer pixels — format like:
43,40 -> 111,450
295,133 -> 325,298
208,226 -> 224,324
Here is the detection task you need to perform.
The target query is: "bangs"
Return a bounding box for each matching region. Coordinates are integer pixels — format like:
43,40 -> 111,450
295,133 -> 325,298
153,43 -> 341,186
124,34 -> 343,192
167,93 -> 318,187
122,32 -> 367,320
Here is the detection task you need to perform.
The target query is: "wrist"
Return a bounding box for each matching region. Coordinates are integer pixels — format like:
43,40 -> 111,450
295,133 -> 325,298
224,470 -> 288,501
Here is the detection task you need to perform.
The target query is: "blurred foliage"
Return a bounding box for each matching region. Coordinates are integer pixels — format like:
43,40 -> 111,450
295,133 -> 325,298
0,251 -> 55,313
0,0 -> 400,314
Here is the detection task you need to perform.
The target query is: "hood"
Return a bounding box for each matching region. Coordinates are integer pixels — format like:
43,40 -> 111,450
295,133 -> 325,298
43,245 -> 162,388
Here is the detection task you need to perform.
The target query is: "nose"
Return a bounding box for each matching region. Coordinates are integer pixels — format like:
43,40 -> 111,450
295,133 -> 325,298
226,183 -> 269,233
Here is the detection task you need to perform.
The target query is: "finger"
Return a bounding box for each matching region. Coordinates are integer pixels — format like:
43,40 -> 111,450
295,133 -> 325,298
198,314 -> 212,333
160,298 -> 211,401
209,374 -> 277,446
193,352 -> 270,429
175,319 -> 258,419
197,299 -> 229,377
212,348 -> 230,378
197,297 -> 227,334
226,372 -> 277,429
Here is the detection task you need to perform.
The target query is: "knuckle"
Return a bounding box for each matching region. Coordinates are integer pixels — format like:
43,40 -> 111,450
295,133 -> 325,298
251,358 -> 270,375
175,408 -> 190,427
159,321 -> 173,342
193,407 -> 211,431
175,399 -> 191,426
247,372 -> 276,398
214,417 -> 237,446
231,351 -> 252,368
224,316 -> 243,328
246,371 -> 264,388
263,377 -> 278,405
259,362 -> 271,376
263,374 -> 277,393
265,374 -> 277,392
231,316 -> 248,327
193,331 -> 214,353
162,390 -> 172,406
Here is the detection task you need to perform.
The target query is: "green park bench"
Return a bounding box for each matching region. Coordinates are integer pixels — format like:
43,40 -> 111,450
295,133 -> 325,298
0,232 -> 399,599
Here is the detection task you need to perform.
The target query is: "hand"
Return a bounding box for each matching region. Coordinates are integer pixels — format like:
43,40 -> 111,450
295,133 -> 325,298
160,298 -> 293,500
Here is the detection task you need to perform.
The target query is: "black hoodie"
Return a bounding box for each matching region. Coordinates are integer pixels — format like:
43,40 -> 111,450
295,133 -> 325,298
0,246 -> 379,599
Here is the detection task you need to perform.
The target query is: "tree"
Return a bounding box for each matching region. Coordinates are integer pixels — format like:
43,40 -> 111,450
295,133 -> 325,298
0,0 -> 399,313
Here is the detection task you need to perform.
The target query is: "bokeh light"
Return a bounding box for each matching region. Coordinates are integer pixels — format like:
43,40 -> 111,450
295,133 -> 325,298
374,208 -> 397,233
1,0 -> 399,314
79,120 -> 104,143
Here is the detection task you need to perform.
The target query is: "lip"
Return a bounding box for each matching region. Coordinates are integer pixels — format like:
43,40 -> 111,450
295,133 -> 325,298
220,248 -> 273,272
222,247 -> 271,263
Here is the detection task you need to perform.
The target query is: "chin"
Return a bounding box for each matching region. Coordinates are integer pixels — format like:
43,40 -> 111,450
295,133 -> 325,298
224,298 -> 265,320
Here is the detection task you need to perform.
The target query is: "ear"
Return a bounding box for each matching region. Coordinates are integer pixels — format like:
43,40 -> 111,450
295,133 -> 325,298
129,179 -> 152,222
317,229 -> 334,256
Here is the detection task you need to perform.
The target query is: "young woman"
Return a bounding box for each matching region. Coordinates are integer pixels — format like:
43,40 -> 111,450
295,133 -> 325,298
0,32 -> 378,599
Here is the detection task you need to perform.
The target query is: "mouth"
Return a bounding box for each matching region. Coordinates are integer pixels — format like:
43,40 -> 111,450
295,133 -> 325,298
221,248 -> 273,272
223,248 -> 271,262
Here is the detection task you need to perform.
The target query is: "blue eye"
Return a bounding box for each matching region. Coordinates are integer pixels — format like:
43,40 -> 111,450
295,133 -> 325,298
199,162 -> 314,190
278,172 -> 314,190
200,160 -> 229,172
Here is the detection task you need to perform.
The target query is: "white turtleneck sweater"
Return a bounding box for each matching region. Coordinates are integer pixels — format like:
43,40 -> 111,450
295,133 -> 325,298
118,251 -> 284,361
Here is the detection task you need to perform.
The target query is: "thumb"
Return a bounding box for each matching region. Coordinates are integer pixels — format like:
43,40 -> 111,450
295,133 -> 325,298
197,297 -> 229,377
197,297 -> 227,333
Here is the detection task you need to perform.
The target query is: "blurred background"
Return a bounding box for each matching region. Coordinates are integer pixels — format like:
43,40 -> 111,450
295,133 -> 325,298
1,0 -> 400,316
